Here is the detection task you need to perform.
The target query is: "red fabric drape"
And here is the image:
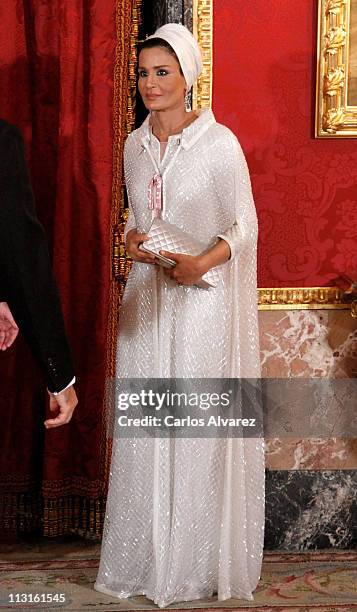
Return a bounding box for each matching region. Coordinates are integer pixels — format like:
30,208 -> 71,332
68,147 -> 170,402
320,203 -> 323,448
0,1 -> 117,534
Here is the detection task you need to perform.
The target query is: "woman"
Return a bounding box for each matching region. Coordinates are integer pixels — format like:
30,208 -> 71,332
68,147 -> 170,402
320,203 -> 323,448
94,24 -> 265,606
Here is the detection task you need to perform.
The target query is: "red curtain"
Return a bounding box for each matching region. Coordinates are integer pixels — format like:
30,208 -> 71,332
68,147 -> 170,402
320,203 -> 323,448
0,1 -> 121,536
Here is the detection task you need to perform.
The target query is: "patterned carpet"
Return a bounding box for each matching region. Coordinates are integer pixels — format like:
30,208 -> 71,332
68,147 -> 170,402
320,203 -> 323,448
0,537 -> 356,611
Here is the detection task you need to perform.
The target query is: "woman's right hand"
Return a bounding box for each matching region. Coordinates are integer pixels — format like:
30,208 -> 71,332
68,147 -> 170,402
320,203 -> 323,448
126,229 -> 157,264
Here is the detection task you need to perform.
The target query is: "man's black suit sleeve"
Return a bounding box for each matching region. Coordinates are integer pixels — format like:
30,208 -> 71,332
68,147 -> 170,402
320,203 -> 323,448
0,122 -> 75,392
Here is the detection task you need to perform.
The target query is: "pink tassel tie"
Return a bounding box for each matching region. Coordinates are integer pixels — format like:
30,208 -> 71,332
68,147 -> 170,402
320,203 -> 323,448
148,173 -> 163,218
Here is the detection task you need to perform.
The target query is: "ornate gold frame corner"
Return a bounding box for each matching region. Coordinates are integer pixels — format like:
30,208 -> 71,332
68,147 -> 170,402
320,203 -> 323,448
316,0 -> 357,137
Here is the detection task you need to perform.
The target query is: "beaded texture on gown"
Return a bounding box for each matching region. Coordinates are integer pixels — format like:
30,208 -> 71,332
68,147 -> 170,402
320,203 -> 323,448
94,109 -> 265,607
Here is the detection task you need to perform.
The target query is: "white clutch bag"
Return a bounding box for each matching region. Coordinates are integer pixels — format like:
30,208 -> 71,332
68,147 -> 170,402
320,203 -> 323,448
138,217 -> 224,289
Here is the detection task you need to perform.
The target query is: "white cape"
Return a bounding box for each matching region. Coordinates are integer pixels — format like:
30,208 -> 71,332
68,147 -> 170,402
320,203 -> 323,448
95,109 -> 265,607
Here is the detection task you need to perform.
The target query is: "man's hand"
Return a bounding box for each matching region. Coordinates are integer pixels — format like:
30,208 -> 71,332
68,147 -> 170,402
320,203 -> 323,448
45,385 -> 78,429
0,302 -> 19,350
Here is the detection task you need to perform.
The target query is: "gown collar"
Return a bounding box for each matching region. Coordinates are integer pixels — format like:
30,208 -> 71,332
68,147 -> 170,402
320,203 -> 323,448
140,108 -> 216,151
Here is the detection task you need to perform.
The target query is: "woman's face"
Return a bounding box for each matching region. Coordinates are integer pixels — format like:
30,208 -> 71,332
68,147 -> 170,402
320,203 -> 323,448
138,46 -> 186,112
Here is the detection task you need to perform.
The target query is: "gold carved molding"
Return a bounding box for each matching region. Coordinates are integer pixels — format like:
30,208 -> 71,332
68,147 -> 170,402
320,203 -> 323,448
192,0 -> 213,109
258,287 -> 350,310
316,0 -> 357,136
112,2 -> 140,303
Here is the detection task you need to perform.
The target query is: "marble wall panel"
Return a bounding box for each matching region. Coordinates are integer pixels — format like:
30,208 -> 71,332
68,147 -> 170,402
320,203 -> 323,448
259,310 -> 357,470
166,0 -> 183,22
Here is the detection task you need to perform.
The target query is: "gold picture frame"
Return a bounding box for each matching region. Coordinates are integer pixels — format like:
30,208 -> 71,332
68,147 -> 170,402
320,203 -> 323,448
316,0 -> 357,137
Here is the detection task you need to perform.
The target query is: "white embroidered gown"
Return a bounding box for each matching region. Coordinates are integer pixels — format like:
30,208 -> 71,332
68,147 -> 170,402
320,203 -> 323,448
94,109 -> 265,607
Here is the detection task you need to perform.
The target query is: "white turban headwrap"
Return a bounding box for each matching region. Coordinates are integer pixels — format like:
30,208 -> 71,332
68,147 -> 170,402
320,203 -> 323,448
145,23 -> 203,90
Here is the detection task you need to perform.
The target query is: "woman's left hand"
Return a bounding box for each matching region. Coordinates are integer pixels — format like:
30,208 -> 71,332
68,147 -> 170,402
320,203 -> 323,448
160,251 -> 207,286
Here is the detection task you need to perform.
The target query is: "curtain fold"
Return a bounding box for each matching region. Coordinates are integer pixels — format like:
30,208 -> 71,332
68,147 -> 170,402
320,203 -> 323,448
0,0 -> 139,537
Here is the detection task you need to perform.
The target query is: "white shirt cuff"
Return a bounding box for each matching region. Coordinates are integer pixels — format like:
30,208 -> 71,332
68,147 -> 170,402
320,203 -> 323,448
52,376 -> 76,395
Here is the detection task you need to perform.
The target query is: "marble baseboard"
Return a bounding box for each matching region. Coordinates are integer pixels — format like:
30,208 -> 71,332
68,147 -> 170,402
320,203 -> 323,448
265,470 -> 357,549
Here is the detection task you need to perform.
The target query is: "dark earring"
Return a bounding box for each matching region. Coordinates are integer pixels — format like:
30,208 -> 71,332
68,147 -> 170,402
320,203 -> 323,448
185,90 -> 191,111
